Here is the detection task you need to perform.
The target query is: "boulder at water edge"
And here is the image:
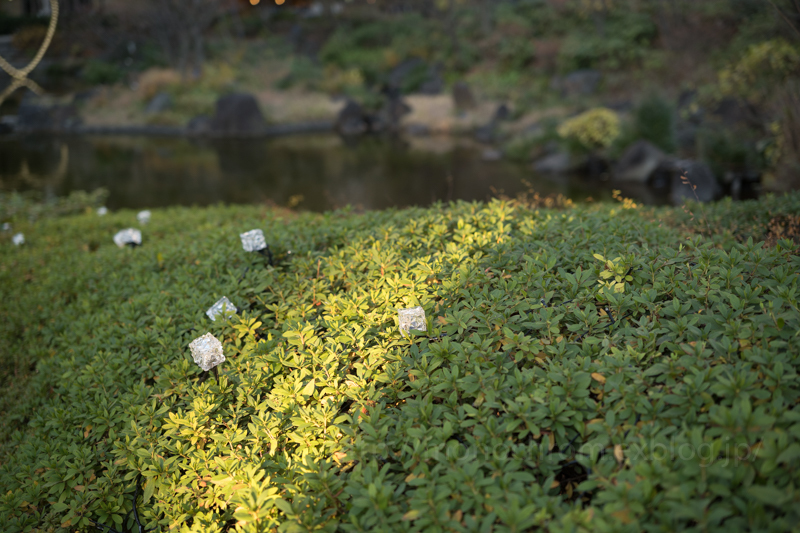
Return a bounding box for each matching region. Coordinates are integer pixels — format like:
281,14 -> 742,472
209,93 -> 267,135
669,160 -> 721,204
613,140 -> 667,183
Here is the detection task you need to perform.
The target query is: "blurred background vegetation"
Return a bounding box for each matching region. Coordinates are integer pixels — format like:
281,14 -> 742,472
0,0 -> 799,196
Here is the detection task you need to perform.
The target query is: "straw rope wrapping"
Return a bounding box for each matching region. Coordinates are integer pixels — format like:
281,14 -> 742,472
0,0 -> 59,105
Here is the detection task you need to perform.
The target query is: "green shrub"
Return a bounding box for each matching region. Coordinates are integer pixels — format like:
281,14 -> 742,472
697,126 -> 762,178
275,56 -> 323,90
719,38 -> 800,104
633,94 -> 677,153
0,189 -> 108,222
1,192 -> 800,532
558,107 -> 621,152
498,36 -> 537,71
82,59 -> 125,86
319,14 -> 440,85
558,11 -> 657,71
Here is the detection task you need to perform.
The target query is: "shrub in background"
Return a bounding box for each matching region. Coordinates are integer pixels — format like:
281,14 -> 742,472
82,60 -> 125,86
558,11 -> 657,71
719,38 -> 800,104
557,107 -> 621,153
633,94 -> 677,153
697,126 -> 761,179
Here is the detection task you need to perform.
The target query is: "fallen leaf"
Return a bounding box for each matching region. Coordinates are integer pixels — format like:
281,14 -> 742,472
402,509 -> 421,521
591,373 -> 606,384
614,444 -> 624,463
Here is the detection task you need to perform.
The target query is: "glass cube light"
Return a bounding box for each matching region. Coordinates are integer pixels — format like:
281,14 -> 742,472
2,222 -> 11,232
97,207 -> 108,216
206,296 -> 237,321
113,228 -> 142,248
12,233 -> 24,246
240,229 -> 267,252
189,332 -> 225,371
398,306 -> 427,337
137,210 -> 151,225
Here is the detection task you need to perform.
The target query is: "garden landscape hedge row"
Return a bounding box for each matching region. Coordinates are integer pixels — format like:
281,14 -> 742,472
1,192 -> 800,532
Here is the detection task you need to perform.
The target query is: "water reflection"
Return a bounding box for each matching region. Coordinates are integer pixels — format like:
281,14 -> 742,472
0,134 -> 612,211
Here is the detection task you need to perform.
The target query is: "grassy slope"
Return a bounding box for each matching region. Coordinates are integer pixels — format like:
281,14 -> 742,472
0,194 -> 799,532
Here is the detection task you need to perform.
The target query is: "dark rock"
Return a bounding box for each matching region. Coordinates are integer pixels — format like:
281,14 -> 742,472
16,97 -> 81,131
613,140 -> 666,183
334,100 -> 370,137
552,70 -> 602,97
452,81 -> 477,111
710,97 -> 760,128
145,92 -> 173,114
73,89 -> 99,104
584,153 -> 610,179
533,151 -> 582,174
186,115 -> 212,135
0,115 -> 16,134
605,100 -> 633,112
372,85 -> 411,133
676,126 -> 697,151
474,104 -> 511,143
418,64 -> 444,95
482,148 -> 503,161
388,58 -> 426,93
474,124 -> 496,144
405,123 -> 430,136
677,89 -> 697,110
209,93 -> 267,135
493,103 -> 511,122
668,159 -> 721,204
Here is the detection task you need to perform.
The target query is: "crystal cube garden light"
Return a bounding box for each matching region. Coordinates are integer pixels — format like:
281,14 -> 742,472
398,306 -> 427,337
113,228 -> 142,248
189,332 -> 225,371
240,229 -> 267,252
206,296 -> 237,321
12,233 -> 24,246
137,210 -> 151,225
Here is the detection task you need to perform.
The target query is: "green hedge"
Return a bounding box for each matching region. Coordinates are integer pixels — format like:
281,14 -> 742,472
1,193 -> 799,532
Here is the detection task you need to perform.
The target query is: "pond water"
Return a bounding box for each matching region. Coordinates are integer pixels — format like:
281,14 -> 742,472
0,133 -> 639,211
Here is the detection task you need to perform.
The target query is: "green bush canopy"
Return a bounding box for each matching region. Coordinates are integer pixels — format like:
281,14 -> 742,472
1,193 -> 799,532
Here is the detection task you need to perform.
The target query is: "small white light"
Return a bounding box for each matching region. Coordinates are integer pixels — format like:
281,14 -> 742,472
189,332 -> 225,371
12,233 -> 25,246
240,229 -> 267,252
398,306 -> 427,337
137,210 -> 151,225
97,207 -> 108,216
206,296 -> 238,321
2,223 -> 11,232
113,228 -> 142,248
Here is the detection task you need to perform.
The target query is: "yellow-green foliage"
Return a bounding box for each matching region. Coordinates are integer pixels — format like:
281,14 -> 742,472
319,66 -> 365,94
719,39 -> 800,102
557,107 -> 620,150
